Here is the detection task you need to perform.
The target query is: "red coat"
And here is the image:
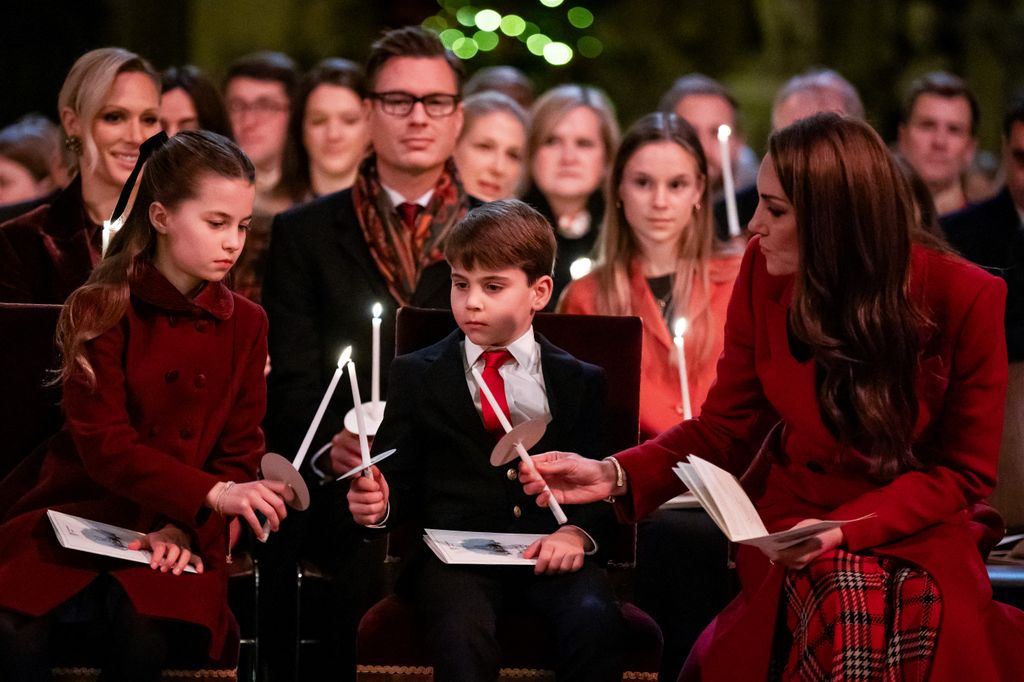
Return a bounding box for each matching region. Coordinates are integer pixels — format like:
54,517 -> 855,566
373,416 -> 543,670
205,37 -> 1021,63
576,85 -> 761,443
559,254 -> 742,439
0,176 -> 101,303
614,238 -> 1024,680
0,264 -> 268,662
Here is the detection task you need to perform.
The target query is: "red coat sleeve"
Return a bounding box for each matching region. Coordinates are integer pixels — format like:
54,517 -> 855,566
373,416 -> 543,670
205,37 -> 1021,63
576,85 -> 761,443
614,242 -> 777,520
832,275 -> 1008,551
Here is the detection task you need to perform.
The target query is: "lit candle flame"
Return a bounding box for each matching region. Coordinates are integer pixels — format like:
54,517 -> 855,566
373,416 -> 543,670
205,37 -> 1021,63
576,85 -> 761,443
338,346 -> 352,368
372,302 -> 382,319
674,317 -> 688,339
717,124 -> 731,142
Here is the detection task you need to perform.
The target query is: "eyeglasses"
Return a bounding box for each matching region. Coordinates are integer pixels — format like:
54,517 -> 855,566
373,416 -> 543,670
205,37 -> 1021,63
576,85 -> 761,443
227,98 -> 290,117
369,91 -> 460,118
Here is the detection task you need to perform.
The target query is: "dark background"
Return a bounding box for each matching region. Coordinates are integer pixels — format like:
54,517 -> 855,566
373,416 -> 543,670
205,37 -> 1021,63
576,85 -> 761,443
2,0 -> 1022,155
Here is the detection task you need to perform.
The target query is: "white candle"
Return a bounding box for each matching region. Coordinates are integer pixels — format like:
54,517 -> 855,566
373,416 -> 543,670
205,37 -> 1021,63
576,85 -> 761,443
717,124 -> 741,239
292,347 -> 350,470
346,357 -> 371,472
371,303 -> 382,406
674,318 -> 693,420
471,366 -> 568,525
101,218 -> 121,257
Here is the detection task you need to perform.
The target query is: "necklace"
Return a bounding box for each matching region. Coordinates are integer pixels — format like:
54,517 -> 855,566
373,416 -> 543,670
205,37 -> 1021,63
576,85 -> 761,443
647,273 -> 675,319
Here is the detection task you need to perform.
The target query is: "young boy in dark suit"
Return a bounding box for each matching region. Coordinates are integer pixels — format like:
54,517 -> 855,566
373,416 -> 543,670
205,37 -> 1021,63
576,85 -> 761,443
347,199 -> 626,681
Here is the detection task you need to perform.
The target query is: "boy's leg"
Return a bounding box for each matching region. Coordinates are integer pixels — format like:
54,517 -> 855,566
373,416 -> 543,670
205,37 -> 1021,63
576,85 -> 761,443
410,555 -> 503,682
523,562 -> 626,682
0,609 -> 53,682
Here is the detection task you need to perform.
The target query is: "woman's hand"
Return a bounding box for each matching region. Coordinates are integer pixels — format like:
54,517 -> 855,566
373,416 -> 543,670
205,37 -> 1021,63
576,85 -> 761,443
523,526 -> 588,575
347,466 -> 389,526
328,429 -> 371,476
762,519 -> 845,570
206,480 -> 295,539
127,524 -> 203,575
520,452 -> 618,506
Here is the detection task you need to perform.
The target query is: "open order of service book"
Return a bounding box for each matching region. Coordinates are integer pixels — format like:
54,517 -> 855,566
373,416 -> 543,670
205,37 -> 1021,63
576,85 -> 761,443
423,528 -> 546,565
673,455 -> 870,552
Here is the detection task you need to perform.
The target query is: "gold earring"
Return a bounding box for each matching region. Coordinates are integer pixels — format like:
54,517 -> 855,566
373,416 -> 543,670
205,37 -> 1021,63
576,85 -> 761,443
65,136 -> 83,155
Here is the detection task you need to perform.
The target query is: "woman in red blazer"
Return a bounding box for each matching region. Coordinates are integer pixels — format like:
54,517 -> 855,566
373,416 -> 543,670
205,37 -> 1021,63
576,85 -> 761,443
523,114 -> 1024,680
558,112 -> 741,438
0,131 -> 293,680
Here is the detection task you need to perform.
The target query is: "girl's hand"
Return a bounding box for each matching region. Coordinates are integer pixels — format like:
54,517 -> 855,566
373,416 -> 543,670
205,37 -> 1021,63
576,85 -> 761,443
206,480 -> 294,539
762,519 -> 845,570
347,466 -> 389,526
127,524 -> 203,575
520,452 -> 618,506
523,526 -> 587,575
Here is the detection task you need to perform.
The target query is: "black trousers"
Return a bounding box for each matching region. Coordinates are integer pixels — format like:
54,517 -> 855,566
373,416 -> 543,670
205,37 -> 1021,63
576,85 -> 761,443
406,554 -> 626,682
0,574 -> 203,682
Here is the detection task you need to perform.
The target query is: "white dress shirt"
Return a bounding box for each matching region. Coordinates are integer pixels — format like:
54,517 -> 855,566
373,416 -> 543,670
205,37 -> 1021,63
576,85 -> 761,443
462,326 -> 549,425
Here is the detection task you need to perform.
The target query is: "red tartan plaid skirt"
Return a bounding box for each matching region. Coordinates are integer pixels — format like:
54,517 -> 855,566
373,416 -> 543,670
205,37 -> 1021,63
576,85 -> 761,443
769,549 -> 941,681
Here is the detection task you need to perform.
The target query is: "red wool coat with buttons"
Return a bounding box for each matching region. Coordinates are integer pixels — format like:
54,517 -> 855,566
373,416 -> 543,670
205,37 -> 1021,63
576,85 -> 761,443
614,238 -> 1024,681
0,264 -> 268,662
559,253 -> 741,440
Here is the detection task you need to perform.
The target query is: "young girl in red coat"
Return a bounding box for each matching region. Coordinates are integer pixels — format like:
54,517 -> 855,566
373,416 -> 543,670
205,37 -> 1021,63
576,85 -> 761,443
0,130 -> 294,680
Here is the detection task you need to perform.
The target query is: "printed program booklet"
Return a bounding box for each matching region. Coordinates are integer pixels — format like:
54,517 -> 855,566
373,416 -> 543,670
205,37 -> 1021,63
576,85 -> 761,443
423,528 -> 546,565
47,509 -> 198,574
673,455 -> 870,552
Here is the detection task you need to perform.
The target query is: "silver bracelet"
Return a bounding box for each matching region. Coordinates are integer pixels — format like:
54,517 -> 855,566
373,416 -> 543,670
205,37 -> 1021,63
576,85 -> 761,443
215,481 -> 236,515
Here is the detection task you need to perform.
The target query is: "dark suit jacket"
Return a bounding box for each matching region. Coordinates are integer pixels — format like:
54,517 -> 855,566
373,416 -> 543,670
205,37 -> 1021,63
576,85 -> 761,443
263,188 -> 458,461
941,187 -> 1024,360
374,329 -> 616,555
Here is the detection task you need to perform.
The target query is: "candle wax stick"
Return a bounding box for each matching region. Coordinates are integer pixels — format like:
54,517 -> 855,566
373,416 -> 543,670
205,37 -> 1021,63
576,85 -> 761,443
471,367 -> 567,525
717,125 -> 742,238
346,360 -> 372,478
673,336 -> 693,420
292,348 -> 350,471
371,303 -> 382,405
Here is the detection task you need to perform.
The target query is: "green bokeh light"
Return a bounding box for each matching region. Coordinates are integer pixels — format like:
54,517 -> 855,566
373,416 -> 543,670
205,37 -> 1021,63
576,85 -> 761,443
577,35 -> 603,58
500,14 -> 526,36
540,0 -> 565,7
526,33 -> 552,56
543,41 -> 573,65
519,21 -> 540,42
422,15 -> 448,32
438,28 -> 465,49
567,7 -> 594,28
455,6 -> 478,27
452,36 -> 480,59
473,30 -> 500,51
474,9 -> 501,32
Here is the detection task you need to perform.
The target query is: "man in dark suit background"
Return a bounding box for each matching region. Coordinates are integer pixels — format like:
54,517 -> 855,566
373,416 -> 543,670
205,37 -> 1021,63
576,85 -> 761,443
259,26 -> 475,680
942,95 -> 1024,533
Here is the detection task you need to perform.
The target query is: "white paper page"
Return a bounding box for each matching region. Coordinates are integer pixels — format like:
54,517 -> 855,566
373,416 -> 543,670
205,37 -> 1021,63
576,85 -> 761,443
422,529 -> 545,565
688,456 -> 768,541
47,510 -> 198,574
673,463 -> 727,533
660,491 -> 702,510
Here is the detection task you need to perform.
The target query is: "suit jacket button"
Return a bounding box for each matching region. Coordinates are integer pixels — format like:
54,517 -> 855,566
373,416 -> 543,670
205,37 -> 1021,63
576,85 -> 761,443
195,320 -> 209,332
512,505 -> 522,518
179,427 -> 193,440
194,374 -> 207,388
806,461 -> 825,474
506,468 -> 518,481
165,370 -> 179,383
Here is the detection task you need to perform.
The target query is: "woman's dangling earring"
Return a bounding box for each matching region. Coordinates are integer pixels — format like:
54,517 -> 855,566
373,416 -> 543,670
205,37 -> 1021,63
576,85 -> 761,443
65,135 -> 83,156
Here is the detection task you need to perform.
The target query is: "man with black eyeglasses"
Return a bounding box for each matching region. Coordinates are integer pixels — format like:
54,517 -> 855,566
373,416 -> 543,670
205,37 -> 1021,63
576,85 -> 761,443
260,26 -> 477,681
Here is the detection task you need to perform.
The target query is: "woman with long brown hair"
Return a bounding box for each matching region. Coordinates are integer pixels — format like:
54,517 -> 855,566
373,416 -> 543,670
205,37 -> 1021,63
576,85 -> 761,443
521,113 -> 1024,680
0,131 -> 294,679
559,112 -> 741,439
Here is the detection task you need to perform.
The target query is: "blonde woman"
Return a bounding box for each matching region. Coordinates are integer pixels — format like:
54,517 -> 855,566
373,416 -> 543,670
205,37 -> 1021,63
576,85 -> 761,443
524,84 -> 619,302
1,47 -> 161,303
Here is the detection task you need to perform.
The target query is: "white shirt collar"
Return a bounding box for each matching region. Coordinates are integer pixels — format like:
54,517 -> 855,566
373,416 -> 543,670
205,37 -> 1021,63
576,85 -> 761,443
382,183 -> 434,209
464,326 -> 539,371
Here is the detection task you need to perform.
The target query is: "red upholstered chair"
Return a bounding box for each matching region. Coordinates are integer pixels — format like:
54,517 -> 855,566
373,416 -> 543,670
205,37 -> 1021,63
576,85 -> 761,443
0,303 -> 255,682
355,307 -> 662,680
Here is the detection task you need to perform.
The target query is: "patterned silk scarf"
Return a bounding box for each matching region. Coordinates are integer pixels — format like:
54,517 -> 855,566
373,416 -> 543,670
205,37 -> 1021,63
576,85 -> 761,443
352,154 -> 470,305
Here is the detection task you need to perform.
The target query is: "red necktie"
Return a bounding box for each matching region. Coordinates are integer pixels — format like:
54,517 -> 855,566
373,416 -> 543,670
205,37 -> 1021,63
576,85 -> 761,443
480,349 -> 513,436
397,202 -> 421,230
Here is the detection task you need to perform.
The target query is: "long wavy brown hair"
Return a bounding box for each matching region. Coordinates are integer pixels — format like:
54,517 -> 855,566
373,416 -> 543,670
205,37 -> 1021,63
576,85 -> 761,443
770,113 -> 934,479
575,111 -> 726,369
56,130 -> 255,388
